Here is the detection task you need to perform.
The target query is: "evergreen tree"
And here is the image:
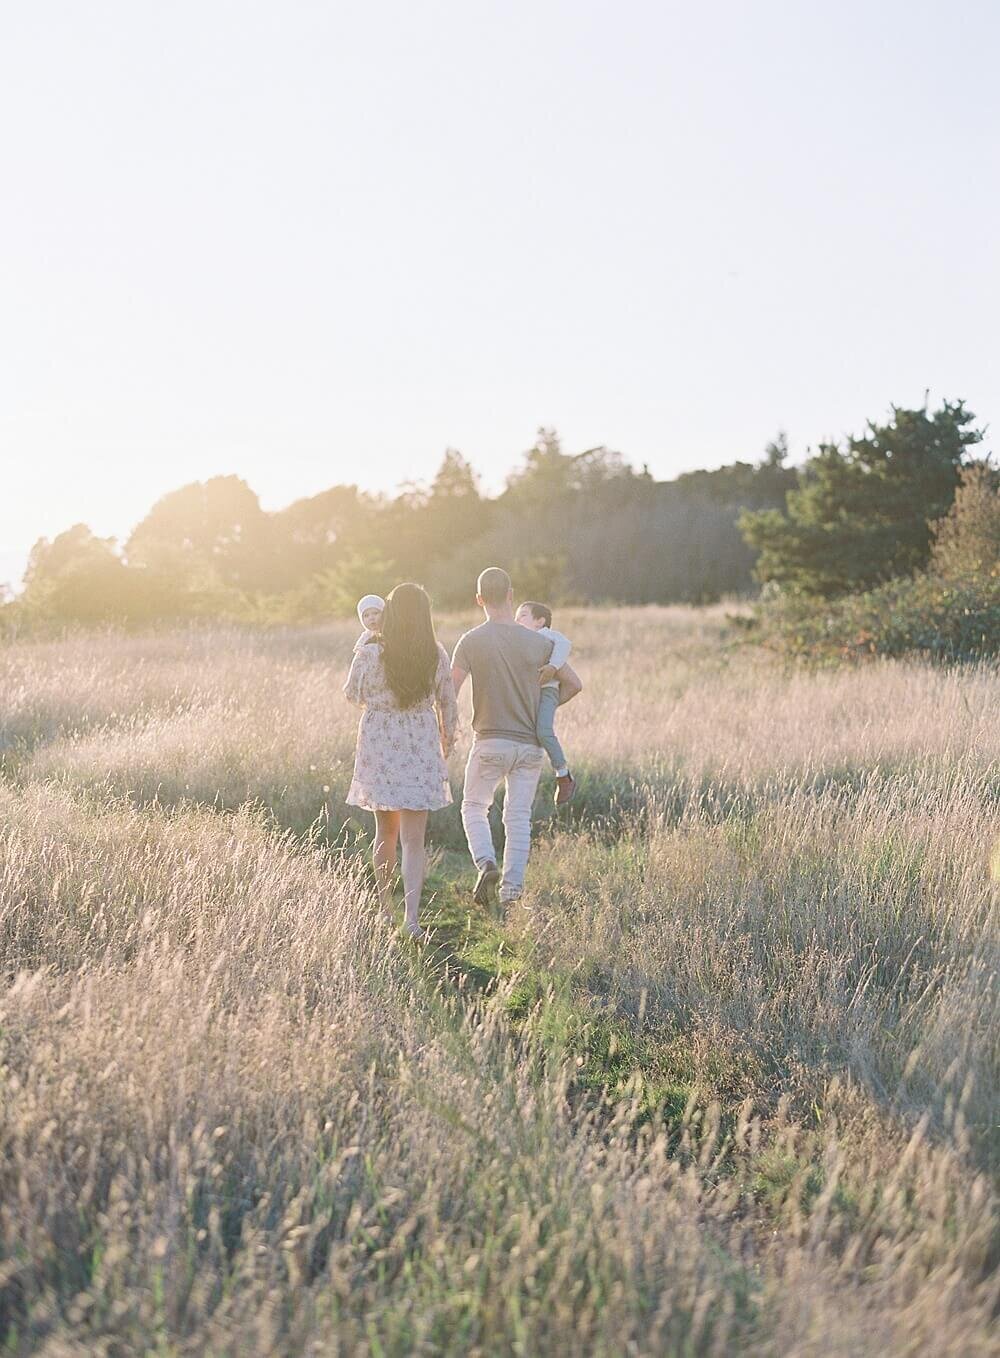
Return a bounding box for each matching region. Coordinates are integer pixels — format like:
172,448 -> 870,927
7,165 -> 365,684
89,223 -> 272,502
740,400 -> 983,597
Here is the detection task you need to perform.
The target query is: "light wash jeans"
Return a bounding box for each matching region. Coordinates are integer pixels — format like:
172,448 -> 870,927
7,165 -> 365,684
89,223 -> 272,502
461,739 -> 545,899
536,686 -> 568,775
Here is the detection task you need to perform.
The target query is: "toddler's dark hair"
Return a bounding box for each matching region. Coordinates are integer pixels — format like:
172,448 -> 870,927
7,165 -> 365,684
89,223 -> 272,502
522,601 -> 552,629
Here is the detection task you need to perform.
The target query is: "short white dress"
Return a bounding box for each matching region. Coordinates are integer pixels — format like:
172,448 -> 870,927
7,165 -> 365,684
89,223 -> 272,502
344,642 -> 458,812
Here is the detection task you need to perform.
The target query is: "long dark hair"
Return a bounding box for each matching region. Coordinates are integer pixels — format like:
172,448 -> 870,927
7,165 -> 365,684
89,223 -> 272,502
380,583 -> 439,708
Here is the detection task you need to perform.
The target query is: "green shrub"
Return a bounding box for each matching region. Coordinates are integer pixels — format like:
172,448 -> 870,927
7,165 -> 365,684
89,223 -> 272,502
756,572 -> 1000,663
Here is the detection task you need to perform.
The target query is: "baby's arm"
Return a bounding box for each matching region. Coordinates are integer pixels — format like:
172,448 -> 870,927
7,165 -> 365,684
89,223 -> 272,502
353,628 -> 375,654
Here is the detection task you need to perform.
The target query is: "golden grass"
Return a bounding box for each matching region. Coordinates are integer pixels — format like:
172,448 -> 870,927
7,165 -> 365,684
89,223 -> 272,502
0,608 -> 997,1354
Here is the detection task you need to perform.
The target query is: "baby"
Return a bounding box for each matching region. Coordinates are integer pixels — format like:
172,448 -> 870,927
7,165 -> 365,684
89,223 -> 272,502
515,600 -> 576,805
354,594 -> 385,653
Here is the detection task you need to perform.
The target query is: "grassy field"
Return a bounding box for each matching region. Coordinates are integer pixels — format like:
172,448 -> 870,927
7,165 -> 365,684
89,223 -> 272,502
0,606 -> 997,1355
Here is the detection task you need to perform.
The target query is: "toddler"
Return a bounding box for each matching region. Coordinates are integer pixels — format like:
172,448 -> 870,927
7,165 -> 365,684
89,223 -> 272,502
515,600 -> 576,805
354,594 -> 385,652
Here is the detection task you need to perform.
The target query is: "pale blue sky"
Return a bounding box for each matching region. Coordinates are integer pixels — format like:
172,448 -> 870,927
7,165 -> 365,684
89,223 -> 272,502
1,0 -> 998,586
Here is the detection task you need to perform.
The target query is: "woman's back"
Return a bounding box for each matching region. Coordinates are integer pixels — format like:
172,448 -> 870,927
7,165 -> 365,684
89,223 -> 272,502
348,641 -> 450,713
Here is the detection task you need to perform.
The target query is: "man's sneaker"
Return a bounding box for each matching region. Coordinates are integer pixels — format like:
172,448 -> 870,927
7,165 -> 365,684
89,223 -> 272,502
473,861 -> 501,906
555,773 -> 577,806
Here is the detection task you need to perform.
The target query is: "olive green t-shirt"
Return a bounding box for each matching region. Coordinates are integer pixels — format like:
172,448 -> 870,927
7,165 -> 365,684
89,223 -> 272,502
451,621 -> 554,745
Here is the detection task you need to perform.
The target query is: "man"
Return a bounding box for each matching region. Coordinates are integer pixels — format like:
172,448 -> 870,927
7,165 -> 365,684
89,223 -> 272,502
451,567 -> 583,908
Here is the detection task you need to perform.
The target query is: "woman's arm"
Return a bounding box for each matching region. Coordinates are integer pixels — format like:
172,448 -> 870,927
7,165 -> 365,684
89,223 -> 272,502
435,648 -> 459,755
343,649 -> 368,706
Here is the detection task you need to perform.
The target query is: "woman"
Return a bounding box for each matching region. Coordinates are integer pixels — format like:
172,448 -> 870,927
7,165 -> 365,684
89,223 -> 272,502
344,583 -> 458,938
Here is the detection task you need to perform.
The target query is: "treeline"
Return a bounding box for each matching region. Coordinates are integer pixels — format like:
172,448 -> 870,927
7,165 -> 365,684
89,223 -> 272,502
2,429 -> 796,629
9,400 -> 991,641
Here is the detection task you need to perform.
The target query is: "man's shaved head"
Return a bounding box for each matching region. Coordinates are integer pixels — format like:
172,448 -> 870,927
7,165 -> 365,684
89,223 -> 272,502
476,567 -> 512,606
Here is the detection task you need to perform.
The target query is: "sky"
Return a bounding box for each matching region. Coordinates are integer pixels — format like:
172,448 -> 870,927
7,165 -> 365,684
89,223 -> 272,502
2,0 -> 998,587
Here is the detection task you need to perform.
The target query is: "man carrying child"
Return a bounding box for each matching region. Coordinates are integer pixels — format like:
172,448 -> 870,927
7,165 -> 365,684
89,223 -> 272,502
451,567 -> 582,908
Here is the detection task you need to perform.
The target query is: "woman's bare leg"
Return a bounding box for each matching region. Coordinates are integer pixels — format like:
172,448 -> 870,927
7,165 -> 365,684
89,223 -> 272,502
398,810 -> 429,933
373,810 -> 400,912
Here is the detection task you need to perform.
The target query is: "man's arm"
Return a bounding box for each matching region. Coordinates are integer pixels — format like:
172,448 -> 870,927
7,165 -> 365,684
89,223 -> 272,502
450,635 -> 470,699
557,663 -> 582,706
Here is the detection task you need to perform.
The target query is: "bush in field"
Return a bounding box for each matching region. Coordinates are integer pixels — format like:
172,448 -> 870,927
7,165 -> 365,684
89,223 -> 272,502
266,547 -> 396,622
756,571 -> 1000,662
756,466 -> 1000,662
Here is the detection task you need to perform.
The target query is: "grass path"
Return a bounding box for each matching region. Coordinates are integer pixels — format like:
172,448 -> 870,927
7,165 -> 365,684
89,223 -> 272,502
383,840 -> 999,1304
384,845 -> 798,1249
402,848 -> 695,1125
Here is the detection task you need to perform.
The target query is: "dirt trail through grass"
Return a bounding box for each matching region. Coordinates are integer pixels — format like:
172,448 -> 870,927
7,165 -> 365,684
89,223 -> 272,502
405,847 -> 695,1125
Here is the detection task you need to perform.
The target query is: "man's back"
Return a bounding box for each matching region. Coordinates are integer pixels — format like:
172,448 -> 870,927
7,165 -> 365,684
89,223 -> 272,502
452,621 -> 552,744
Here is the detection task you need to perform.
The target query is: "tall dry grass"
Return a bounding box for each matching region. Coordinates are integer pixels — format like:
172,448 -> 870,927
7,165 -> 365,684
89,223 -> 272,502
5,609 -> 997,823
0,608 -> 997,1353
0,784 -> 922,1356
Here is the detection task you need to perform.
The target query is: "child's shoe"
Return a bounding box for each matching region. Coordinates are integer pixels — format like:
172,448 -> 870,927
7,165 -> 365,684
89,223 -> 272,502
555,773 -> 576,806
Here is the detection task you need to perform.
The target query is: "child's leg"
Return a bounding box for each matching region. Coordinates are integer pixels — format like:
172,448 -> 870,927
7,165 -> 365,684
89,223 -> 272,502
536,687 -> 569,776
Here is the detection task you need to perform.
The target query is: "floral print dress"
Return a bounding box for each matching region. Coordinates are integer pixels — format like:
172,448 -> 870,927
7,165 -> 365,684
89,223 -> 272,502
344,642 -> 458,812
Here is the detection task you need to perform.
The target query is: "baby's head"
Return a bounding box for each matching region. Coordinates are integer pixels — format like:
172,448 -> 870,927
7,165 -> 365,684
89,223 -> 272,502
515,601 -> 552,632
357,594 -> 386,632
